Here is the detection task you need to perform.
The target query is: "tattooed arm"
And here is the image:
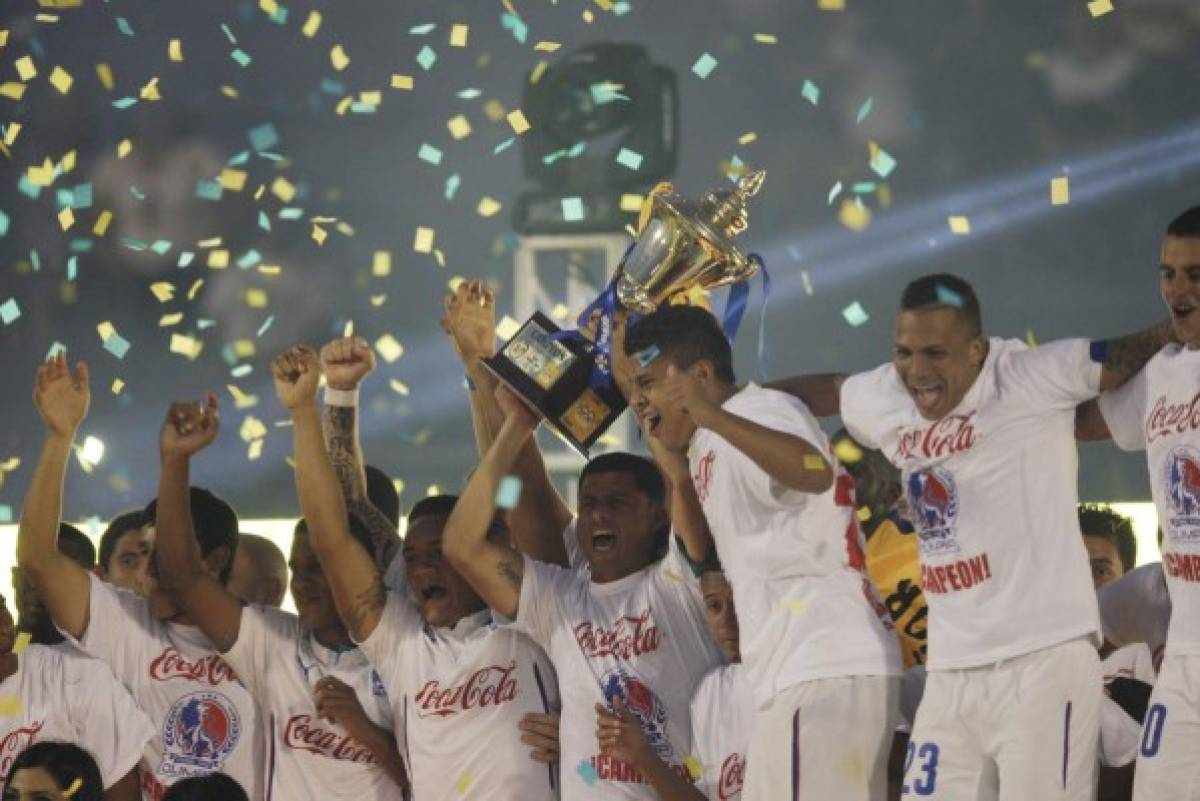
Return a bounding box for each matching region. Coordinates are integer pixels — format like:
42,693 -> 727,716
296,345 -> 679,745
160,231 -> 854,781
1096,320 -> 1174,392
275,347 -> 386,641
443,389 -> 542,619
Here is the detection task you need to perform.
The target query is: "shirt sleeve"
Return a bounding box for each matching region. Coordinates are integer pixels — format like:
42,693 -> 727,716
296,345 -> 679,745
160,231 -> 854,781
840,365 -> 895,451
357,590 -> 422,685
63,651 -> 155,789
223,605 -> 298,699
1005,338 -> 1103,410
512,556 -> 573,651
61,573 -> 160,685
1097,367 -> 1149,451
725,390 -> 829,513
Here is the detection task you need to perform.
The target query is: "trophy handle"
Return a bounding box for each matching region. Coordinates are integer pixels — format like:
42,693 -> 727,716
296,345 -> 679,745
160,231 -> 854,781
700,251 -> 760,291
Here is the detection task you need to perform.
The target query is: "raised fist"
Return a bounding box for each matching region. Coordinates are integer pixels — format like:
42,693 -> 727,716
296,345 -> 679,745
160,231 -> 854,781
441,279 -> 496,362
33,353 -> 90,438
160,394 -> 220,460
272,346 -> 321,410
320,336 -> 375,391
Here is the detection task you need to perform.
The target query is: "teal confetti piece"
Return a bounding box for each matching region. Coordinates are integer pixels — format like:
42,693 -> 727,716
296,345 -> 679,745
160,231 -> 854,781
542,148 -> 568,166
0,506 -> 11,524
801,79 -> 820,106
935,285 -> 964,308
227,150 -> 250,167
112,97 -> 138,109
66,256 -> 78,281
567,141 -> 587,158
195,180 -> 224,201
102,332 -> 131,359
269,6 -> 288,24
257,210 -> 271,231
500,13 -> 528,44
827,181 -> 843,205
249,123 -> 279,151
691,52 -> 718,79
257,151 -> 282,162
409,22 -> 437,35
349,102 -> 377,114
493,137 -> 515,155
231,49 -> 252,67
121,238 -> 147,252
221,23 -> 237,44
725,154 -> 744,184
457,88 -> 482,99
56,189 -> 75,209
115,16 -> 135,36
17,176 -> 41,200
320,79 -> 344,95
416,45 -> 437,71
150,240 -> 172,255
590,82 -> 629,104
197,318 -> 216,330
444,173 -> 461,200
71,183 -> 93,208
856,96 -> 874,125
256,315 -> 275,337
278,207 -> 304,220
869,146 -> 897,178
635,344 -> 660,367
129,186 -> 145,201
29,250 -> 40,272
231,364 -> 253,378
495,475 -> 523,510
45,342 -> 66,360
561,197 -> 584,222
852,182 -> 877,194
418,143 -> 443,165
68,239 -> 92,253
178,251 -> 194,268
0,298 -> 20,325
615,148 -> 643,170
237,249 -> 261,269
613,1 -> 632,14
0,210 -> 8,237
576,761 -> 599,787
842,301 -> 870,327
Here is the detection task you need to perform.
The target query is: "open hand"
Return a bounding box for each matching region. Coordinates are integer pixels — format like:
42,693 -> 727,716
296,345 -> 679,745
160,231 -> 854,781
441,279 -> 496,362
595,698 -> 657,773
160,394 -> 220,460
272,346 -> 321,410
33,353 -> 90,437
518,711 -> 561,764
320,336 -> 376,391
314,676 -> 378,746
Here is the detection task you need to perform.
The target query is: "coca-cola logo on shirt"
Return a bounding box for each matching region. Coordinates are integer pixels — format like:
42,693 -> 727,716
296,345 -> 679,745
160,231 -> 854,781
413,661 -> 518,719
283,715 -> 377,764
0,721 -> 43,775
693,450 -> 716,503
893,412 -> 978,462
718,752 -> 746,800
575,609 -> 661,660
1146,393 -> 1200,443
149,647 -> 239,686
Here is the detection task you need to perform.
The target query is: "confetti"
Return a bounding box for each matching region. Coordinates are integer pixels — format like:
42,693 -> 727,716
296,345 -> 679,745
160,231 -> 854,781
842,301 -> 870,327
170,334 -> 202,360
231,49 -> 252,68
1087,0 -> 1114,16
691,52 -> 718,79
1050,176 -> 1070,206
455,771 -> 472,796
449,23 -> 469,47
93,210 -> 112,236
817,0 -> 845,9
168,39 -> 183,62
413,226 -> 435,253
868,142 -> 897,178
116,138 -> 132,158
615,147 -> 643,170
827,181 -> 843,205
0,211 -> 7,238
620,193 -> 644,212
418,143 -> 443,165
15,56 -> 36,81
477,197 -> 501,217
0,298 -> 19,325
244,289 -> 268,308
856,96 -> 874,125
57,207 -> 74,231
576,761 -> 599,787
935,284 -> 964,308
832,437 -> 863,465
534,41 -> 561,52
149,282 -> 174,302
0,82 -> 27,100
753,33 -> 778,44
372,251 -> 391,277
330,45 -> 350,71
159,313 -> 183,327
95,63 -> 113,90
947,215 -> 971,235
391,74 -> 414,90
219,168 -> 247,191
495,475 -> 523,510
0,697 -> 21,717
46,65 -> 70,93
389,379 -> 409,396
781,597 -> 810,613
496,315 -> 521,341
311,225 -> 327,245
416,45 -> 437,70
271,177 -> 296,202
506,109 -> 531,134
302,11 -> 321,37
447,114 -> 472,140
444,173 -> 461,199
684,755 -> 704,780
561,197 -> 584,222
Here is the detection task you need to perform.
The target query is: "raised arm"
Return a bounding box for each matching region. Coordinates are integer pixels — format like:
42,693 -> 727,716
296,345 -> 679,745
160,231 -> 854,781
765,372 -> 847,418
17,354 -> 93,640
1075,399 -> 1113,442
319,336 -> 400,567
642,419 -> 715,565
155,394 -> 244,652
274,347 -> 385,642
442,388 -> 540,619
1095,320 -> 1174,392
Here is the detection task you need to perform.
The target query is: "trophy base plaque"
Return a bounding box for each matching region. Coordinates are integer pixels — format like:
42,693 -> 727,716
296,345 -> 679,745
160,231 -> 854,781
481,311 -> 628,457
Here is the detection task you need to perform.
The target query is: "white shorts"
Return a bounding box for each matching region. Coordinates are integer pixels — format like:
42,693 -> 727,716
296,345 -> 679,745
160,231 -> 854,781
742,674 -> 900,801
1133,654 -> 1200,800
902,638 -> 1100,801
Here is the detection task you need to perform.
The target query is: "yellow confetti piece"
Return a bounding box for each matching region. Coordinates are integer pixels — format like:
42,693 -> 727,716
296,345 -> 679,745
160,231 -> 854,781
187,279 -> 204,300
11,632 -> 29,655
534,40 -> 561,52
220,85 -> 239,99
227,384 -> 259,410
207,250 -> 230,269
447,114 -> 472,140
245,288 -> 268,308
233,340 -> 256,358
0,697 -> 17,717
832,438 -> 863,465
95,62 -> 113,91
506,108 -> 531,135
370,294 -> 387,307
684,755 -> 704,780
169,334 -> 202,360
619,193 -> 644,212
375,334 -> 404,363
482,99 -> 506,122
3,122 -> 20,147
257,264 -> 280,276
802,454 -> 826,472
372,251 -> 391,277
477,197 -> 502,217
117,138 -> 132,158
330,44 -> 350,71
158,312 -> 183,327
738,132 -> 757,145
139,76 -> 160,101
753,33 -> 778,44
582,9 -> 594,22
239,415 -> 267,442
449,23 -> 469,47
359,90 -> 381,106
311,224 -> 327,245
198,236 -> 223,248
218,168 -> 247,191
1087,0 -> 1114,16
496,315 -> 521,341
1050,176 -> 1070,206
1025,329 -> 1039,349
302,10 -> 321,37
456,771 -> 472,796
168,39 -> 183,62
529,60 -> 548,85
0,82 -> 27,100
111,379 -> 124,394
271,177 -> 295,202
93,209 -> 112,236
856,506 -> 873,522
947,215 -> 971,235
48,65 -> 72,93
57,207 -> 74,231
817,0 -> 845,9
247,439 -> 263,461
149,282 -> 174,302
59,150 -> 76,174
838,198 -> 872,231
391,74 -> 413,90
413,226 -> 435,254
27,160 -> 55,187
15,56 -> 36,81
781,597 -> 810,613
0,31 -> 8,47
258,0 -> 278,14
434,249 -> 446,268
389,379 -> 410,396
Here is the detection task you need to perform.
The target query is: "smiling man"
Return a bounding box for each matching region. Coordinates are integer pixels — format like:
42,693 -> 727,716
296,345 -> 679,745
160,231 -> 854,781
771,271 -> 1172,800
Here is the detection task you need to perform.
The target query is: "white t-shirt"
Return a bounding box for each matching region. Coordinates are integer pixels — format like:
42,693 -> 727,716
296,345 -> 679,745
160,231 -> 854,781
1099,643 -> 1157,767
222,605 -> 399,801
1099,343 -> 1200,657
0,644 -> 154,788
690,384 -> 901,706
1097,562 -> 1171,670
514,537 -> 723,799
842,338 -> 1103,670
689,664 -> 752,801
65,574 -> 265,801
359,589 -> 559,800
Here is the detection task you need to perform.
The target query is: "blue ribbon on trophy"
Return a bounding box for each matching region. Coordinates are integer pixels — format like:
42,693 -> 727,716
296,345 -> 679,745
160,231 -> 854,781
721,253 -> 771,379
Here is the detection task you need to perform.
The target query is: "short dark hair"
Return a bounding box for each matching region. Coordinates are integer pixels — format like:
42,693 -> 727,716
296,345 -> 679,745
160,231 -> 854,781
5,741 -> 104,801
161,773 -> 249,801
143,488 -> 239,584
1166,205 -> 1200,238
57,523 -> 96,570
578,452 -> 666,507
1078,504 -> 1137,572
98,509 -> 148,571
407,493 -> 508,544
899,273 -> 983,337
365,465 -> 401,528
623,304 -> 735,384
294,513 -> 375,557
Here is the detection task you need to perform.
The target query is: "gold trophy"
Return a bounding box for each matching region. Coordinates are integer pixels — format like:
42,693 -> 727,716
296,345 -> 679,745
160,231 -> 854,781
483,169 -> 767,455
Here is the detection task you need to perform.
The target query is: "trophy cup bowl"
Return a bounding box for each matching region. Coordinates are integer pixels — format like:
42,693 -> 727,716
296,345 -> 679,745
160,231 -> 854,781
482,170 -> 766,456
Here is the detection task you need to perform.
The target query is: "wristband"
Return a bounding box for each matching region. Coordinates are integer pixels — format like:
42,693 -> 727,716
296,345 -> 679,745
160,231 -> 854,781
324,387 -> 359,406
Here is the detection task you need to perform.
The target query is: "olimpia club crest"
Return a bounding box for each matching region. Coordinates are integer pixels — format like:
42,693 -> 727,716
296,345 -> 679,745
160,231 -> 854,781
906,467 -> 961,557
600,668 -> 674,764
1165,446 -> 1200,544
159,690 -> 241,779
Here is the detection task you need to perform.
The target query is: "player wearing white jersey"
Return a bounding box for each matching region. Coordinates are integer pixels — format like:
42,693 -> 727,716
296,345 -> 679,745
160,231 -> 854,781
772,272 -> 1171,800
1099,563 -> 1171,668
1078,205 -> 1200,800
624,305 -> 901,801
275,345 -> 560,801
17,354 -> 266,801
151,392 -> 409,801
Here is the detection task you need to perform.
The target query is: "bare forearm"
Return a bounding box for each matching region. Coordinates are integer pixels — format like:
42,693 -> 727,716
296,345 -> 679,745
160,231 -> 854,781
507,440 -> 571,566
765,373 -> 846,417
1097,320 -> 1173,392
637,756 -> 706,801
361,725 -> 409,795
464,358 -> 505,455
701,409 -> 833,494
665,474 -> 714,565
1075,400 -> 1112,442
322,404 -> 367,500
155,457 -> 205,592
